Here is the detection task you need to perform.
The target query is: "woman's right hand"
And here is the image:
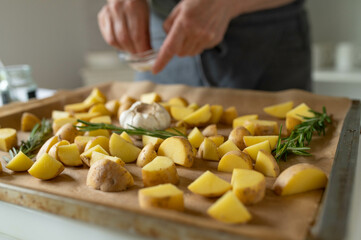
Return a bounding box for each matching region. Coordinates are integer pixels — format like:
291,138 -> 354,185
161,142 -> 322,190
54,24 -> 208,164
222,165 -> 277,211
98,0 -> 151,54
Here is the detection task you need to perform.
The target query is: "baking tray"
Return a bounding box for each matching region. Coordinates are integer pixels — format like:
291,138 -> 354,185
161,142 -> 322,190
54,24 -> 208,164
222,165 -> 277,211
0,82 -> 359,240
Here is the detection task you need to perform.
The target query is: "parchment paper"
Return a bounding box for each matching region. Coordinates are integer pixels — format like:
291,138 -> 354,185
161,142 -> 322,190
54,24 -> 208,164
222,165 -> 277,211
0,81 -> 352,240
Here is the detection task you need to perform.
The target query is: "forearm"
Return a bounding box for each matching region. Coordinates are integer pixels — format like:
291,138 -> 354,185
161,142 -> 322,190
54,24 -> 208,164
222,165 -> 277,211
230,0 -> 296,18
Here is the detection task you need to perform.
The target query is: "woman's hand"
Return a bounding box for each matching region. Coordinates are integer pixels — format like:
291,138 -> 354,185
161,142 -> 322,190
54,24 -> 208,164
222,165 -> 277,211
98,0 -> 151,54
152,0 -> 240,74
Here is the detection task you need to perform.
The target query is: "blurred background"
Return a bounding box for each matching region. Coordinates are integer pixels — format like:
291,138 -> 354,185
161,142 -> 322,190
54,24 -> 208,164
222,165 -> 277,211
0,0 -> 360,98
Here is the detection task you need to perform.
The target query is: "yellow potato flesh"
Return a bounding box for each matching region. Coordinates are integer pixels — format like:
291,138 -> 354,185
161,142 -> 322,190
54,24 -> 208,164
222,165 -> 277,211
168,97 -> 188,107
218,151 -> 252,172
158,136 -> 194,168
286,103 -> 315,133
74,112 -> 101,121
273,163 -> 328,196
6,151 -> 33,172
243,136 -> 279,150
90,151 -> 124,166
84,129 -> 110,138
243,140 -> 271,161
209,105 -> 224,124
220,106 -> 238,125
28,153 -> 64,180
218,140 -> 240,158
82,145 -> 109,159
109,133 -> 141,163
139,183 -> 184,211
36,136 -> 60,160
83,88 -> 107,105
84,136 -> 110,153
187,127 -> 204,148
245,120 -> 278,136
64,102 -> 93,113
187,103 -> 199,111
52,110 -> 71,120
140,92 -> 162,104
21,112 -> 40,132
58,143 -> 83,166
208,135 -> 224,147
0,128 -> 17,152
48,140 -> 69,160
232,114 -> 259,129
52,117 -> 77,133
207,191 -> 251,224
263,101 -> 294,118
74,136 -> 94,153
198,138 -> 219,161
255,150 -> 280,177
142,156 -> 179,187
105,100 -> 120,116
120,131 -> 133,144
88,103 -> 111,116
170,106 -> 194,121
142,135 -> 164,150
231,168 -> 266,204
183,104 -> 211,126
90,115 -> 112,124
188,171 -> 231,197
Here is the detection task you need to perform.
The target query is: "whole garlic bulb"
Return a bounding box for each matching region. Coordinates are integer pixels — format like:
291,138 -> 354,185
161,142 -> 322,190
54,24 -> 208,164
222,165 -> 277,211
119,101 -> 171,130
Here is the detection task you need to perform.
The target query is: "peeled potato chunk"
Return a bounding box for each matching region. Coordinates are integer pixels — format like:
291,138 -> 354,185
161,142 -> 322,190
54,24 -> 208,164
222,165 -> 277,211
207,191 -> 251,224
243,135 -> 279,150
48,140 -> 70,161
28,153 -> 64,180
140,92 -> 162,104
255,150 -> 280,177
183,104 -> 211,126
286,103 -> 315,134
139,183 -> 184,211
81,144 -> 109,167
188,171 -> 231,197
90,151 -> 125,166
142,156 -> 179,187
90,115 -> 112,124
52,117 -> 77,134
263,101 -> 294,119
120,131 -> 133,144
197,138 -> 219,161
57,143 -> 83,166
86,159 -> 133,192
231,168 -> 266,205
109,133 -> 141,163
220,106 -> 238,125
83,88 -> 107,105
232,114 -> 258,129
218,140 -> 240,158
168,97 -> 188,107
6,151 -> 33,172
84,136 -> 109,153
218,151 -> 253,172
0,128 -> 17,152
170,106 -> 194,121
188,127 -> 205,149
158,136 -> 194,168
243,140 -> 271,161
142,135 -> 164,150
208,105 -> 223,124
21,112 -> 40,132
273,163 -> 328,196
208,135 -> 224,147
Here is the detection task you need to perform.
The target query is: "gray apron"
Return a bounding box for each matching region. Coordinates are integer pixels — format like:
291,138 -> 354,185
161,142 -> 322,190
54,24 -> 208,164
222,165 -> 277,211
135,0 -> 311,91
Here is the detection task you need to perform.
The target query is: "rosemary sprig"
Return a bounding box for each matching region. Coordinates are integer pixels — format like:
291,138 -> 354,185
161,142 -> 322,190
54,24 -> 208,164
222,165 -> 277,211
274,106 -> 332,161
75,119 -> 186,139
3,119 -> 53,162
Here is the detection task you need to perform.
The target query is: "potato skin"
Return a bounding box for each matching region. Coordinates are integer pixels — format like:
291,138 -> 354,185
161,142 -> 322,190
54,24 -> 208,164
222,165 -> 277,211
55,123 -> 79,143
202,124 -> 217,137
137,143 -> 157,167
158,136 -> 194,168
229,126 -> 251,150
87,159 -> 133,192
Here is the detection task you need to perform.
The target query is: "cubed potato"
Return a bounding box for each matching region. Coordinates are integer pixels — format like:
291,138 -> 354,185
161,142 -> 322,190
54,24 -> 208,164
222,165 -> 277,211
120,131 -> 133,144
242,121 -> 255,135
48,140 -> 70,160
243,135 -> 279,150
52,117 -> 77,134
232,114 -> 258,129
57,143 -> 83,166
142,135 -> 164,150
90,115 -> 112,124
231,168 -> 266,204
208,135 -> 224,147
140,92 -> 162,103
55,123 -> 78,143
137,143 -> 157,167
86,159 -> 133,192
90,151 -> 124,166
74,136 -> 94,153
109,133 -> 141,163
64,102 -> 93,113
187,103 -> 199,111
0,128 -> 17,152
263,101 -> 294,119
28,153 -> 64,180
244,120 -> 278,136
52,110 -> 71,120
6,151 -> 34,172
105,100 -> 120,117
243,140 -> 271,161
187,127 -> 205,148
202,124 -> 217,137
207,191 -> 251,224
168,97 -> 188,107
188,171 -> 231,197
286,103 -> 315,134
228,126 -> 251,150
218,151 -> 253,172
170,106 -> 194,121
217,140 -> 240,158
208,105 -> 223,124
255,150 -> 280,177
74,112 -> 101,121
273,163 -> 328,196
81,144 -> 109,167
220,106 -> 238,125
158,136 -> 194,168
36,136 -> 60,160
142,156 -> 179,187
197,138 -> 219,161
84,136 -> 109,153
83,88 -> 107,105
139,183 -> 184,211
84,129 -> 110,138
183,104 -> 211,126
88,103 -> 111,116
21,112 -> 40,132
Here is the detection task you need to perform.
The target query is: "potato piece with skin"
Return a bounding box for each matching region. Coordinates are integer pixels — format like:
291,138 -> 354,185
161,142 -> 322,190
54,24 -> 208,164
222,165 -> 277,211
232,168 -> 266,205
21,112 -> 40,132
58,143 -> 83,166
74,136 -> 94,153
28,153 -> 64,180
218,151 -> 253,172
168,97 -> 188,107
48,140 -> 70,160
220,106 -> 238,125
208,105 -> 223,124
81,144 -> 109,167
139,184 -> 184,211
74,112 -> 101,121
166,126 -> 187,136
109,133 -> 141,163
286,103 -> 315,134
120,131 -> 133,144
142,156 -> 179,187
264,101 -> 294,119
90,115 -> 112,124
88,103 -> 111,116
158,136 -> 194,168
183,104 -> 211,126
188,127 -> 204,148
208,135 -> 224,147
52,117 -> 77,134
90,151 -> 125,166
142,135 -> 164,150
232,114 -> 258,129
255,150 -> 280,177
243,135 -> 279,150
170,106 -> 194,121
197,138 -> 219,161
140,92 -> 162,104
217,140 -> 240,158
207,191 -> 251,224
36,136 -> 60,160
244,120 -> 279,136
105,100 -> 120,117
243,140 -> 271,161
64,102 -> 93,114
202,124 -> 217,137
52,110 -> 71,120
83,88 -> 107,105
188,171 -> 231,197
55,123 -> 78,143
87,159 -> 133,192
6,151 -> 33,172
84,129 -> 110,138
273,163 -> 328,196
228,126 -> 251,150
0,128 -> 17,152
84,136 -> 109,153
187,103 -> 199,111
137,143 -> 157,167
